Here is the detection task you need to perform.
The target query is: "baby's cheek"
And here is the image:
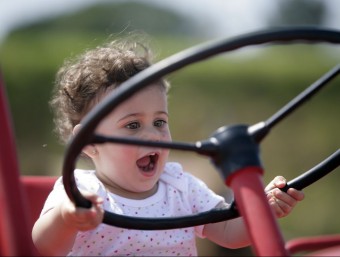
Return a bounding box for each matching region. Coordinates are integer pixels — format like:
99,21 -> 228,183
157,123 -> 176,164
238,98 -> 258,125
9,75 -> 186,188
162,130 -> 172,141
103,144 -> 137,164
120,145 -> 139,161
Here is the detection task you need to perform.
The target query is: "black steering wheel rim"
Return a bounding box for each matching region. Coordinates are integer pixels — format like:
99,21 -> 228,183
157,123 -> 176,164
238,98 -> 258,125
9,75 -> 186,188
62,27 -> 340,230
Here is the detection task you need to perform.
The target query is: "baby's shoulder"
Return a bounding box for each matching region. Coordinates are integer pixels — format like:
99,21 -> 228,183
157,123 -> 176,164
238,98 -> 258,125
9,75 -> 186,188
55,169 -> 103,194
161,162 -> 206,192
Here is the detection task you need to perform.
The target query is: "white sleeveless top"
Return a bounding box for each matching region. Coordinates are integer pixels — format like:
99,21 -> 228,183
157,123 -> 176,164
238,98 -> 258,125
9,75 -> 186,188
41,162 -> 226,256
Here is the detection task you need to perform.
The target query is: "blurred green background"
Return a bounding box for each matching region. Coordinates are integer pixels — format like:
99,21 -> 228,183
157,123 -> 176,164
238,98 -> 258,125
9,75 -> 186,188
0,0 -> 339,256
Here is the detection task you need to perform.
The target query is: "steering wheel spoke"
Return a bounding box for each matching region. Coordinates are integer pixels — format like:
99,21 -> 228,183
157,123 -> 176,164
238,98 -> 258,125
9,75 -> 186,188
91,134 -> 218,156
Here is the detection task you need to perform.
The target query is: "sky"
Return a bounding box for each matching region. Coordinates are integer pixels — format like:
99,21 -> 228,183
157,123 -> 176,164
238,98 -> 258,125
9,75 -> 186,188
0,0 -> 340,43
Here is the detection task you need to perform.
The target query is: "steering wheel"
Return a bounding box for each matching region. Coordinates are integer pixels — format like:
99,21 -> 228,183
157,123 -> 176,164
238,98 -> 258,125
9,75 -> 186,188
62,27 -> 340,230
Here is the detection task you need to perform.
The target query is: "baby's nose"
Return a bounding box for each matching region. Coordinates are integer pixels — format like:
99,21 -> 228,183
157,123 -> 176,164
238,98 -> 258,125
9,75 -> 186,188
143,127 -> 161,141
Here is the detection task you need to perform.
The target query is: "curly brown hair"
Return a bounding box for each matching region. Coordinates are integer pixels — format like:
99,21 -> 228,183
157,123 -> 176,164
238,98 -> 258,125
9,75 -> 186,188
50,36 -> 170,144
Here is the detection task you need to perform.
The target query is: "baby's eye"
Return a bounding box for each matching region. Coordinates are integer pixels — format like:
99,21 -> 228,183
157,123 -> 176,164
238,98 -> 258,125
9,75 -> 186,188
126,122 -> 140,130
154,120 -> 167,128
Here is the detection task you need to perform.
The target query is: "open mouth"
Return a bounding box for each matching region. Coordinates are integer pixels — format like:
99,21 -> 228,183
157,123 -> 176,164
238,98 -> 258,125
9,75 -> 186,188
136,153 -> 159,172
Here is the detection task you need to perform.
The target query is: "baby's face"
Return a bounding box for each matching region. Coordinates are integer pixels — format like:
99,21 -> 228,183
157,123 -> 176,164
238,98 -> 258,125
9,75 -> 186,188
93,84 -> 171,199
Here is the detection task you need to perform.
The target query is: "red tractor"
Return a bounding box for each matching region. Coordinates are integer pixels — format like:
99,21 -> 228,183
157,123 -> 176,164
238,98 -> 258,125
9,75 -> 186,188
1,28 -> 339,256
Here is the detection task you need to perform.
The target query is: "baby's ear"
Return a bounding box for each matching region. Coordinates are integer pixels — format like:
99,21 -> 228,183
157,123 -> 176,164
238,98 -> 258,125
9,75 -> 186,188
73,124 -> 98,158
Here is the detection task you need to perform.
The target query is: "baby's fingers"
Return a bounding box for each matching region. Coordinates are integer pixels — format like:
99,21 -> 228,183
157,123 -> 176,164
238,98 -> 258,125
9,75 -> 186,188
73,207 -> 103,231
61,191 -> 104,231
267,191 -> 292,218
267,188 -> 304,218
265,176 -> 287,192
286,188 -> 305,201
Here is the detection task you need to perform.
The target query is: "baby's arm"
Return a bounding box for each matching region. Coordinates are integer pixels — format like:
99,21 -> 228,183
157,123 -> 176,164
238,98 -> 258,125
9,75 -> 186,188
32,192 -> 103,256
204,216 -> 250,249
203,176 -> 304,249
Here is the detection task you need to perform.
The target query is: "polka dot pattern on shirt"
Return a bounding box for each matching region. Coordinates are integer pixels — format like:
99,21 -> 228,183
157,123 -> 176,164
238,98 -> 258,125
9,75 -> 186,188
42,162 -> 226,256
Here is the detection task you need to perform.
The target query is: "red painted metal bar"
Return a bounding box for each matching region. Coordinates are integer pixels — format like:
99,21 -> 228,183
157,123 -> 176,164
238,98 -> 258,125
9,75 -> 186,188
286,234 -> 340,255
0,73 -> 36,255
227,167 -> 289,256
21,176 -> 58,230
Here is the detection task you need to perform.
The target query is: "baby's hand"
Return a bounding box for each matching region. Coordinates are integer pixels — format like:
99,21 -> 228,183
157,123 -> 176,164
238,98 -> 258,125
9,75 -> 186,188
265,176 -> 305,218
60,191 -> 104,231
